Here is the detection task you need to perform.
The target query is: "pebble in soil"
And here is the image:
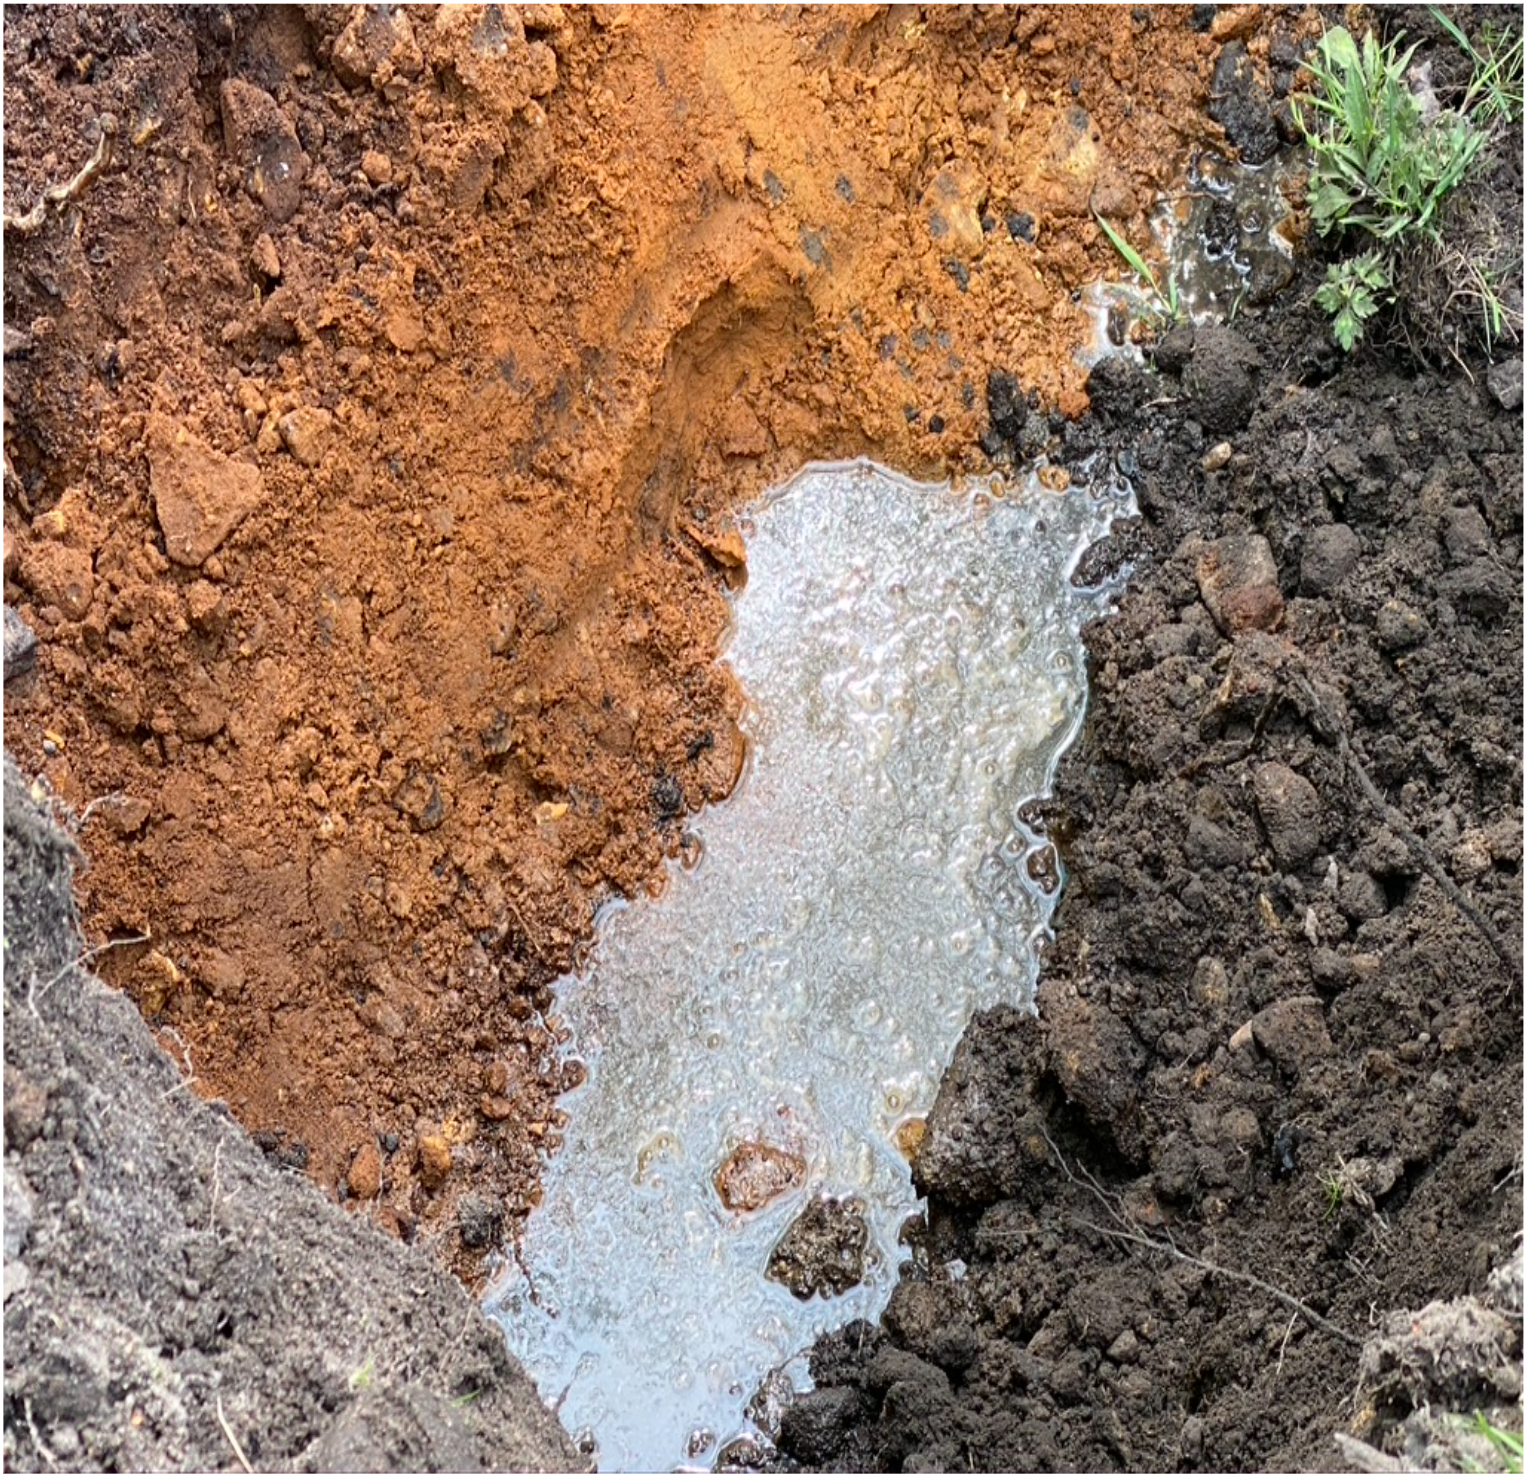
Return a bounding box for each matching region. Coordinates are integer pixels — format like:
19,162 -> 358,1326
487,458 -> 1133,1470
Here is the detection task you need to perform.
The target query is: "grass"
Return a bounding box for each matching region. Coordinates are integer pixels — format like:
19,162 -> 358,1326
1293,16 -> 1522,354
1094,212 -> 1183,330
1466,1412 -> 1524,1474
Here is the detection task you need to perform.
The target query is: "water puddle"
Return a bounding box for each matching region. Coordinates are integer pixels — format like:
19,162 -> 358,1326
1083,148 -> 1299,354
487,458 -> 1133,1470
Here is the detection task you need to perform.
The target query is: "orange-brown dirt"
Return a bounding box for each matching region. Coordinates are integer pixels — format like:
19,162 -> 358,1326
3,4 -> 1294,1278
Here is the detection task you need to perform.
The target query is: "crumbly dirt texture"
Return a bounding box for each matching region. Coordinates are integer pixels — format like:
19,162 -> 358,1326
2,755 -> 582,1474
5,3 -> 1241,1275
5,6 -> 1523,1475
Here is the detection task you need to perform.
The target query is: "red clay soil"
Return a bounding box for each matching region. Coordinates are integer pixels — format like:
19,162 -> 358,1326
3,5 -> 1296,1278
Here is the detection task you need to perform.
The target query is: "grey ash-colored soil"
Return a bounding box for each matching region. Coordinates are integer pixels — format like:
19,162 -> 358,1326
3,756 -> 582,1473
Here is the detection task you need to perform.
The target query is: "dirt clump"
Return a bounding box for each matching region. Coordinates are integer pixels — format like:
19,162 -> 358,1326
4,5 -> 1233,1272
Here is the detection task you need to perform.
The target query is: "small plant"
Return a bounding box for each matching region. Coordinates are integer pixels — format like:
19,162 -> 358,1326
1313,251 -> 1392,350
1318,1169 -> 1347,1223
1431,9 -> 1525,124
1470,1412 -> 1525,1474
1095,212 -> 1183,329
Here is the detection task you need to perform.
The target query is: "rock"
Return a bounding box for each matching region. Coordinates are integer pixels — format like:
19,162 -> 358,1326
1300,523 -> 1362,595
4,604 -> 38,680
1442,506 -> 1492,563
1374,600 -> 1428,652
219,79 -> 307,222
17,542 -> 94,620
1200,441 -> 1233,473
1208,41 -> 1280,165
766,1195 -> 869,1299
1486,358 -> 1523,411
1183,327 -> 1263,433
1250,996 -> 1332,1072
1196,534 -> 1283,634
392,770 -> 447,832
148,414 -> 266,567
713,1140 -> 805,1213
1253,762 -> 1322,868
250,232 -> 281,281
346,1141 -> 383,1200
457,1194 -> 502,1250
277,407 -> 334,468
94,794 -> 152,838
416,1134 -> 452,1190
921,161 -> 987,258
361,149 -> 393,186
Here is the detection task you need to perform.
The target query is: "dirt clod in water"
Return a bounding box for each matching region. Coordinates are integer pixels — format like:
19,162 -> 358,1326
767,1196 -> 871,1302
4,4 -> 1228,1273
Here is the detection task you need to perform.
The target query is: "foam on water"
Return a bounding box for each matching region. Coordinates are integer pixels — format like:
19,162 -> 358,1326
487,458 -> 1133,1471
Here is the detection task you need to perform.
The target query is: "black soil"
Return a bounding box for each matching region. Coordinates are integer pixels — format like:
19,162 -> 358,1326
778,256 -> 1524,1470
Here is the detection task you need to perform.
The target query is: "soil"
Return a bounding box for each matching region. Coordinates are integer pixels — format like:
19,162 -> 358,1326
4,5 -> 1522,1475
4,3 -> 1248,1277
3,754 -> 581,1473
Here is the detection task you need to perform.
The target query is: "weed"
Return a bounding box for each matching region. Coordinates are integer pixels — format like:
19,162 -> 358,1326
1318,1169 -> 1347,1223
1293,19 -> 1522,355
1313,251 -> 1392,350
1094,212 -> 1183,330
349,1357 -> 375,1391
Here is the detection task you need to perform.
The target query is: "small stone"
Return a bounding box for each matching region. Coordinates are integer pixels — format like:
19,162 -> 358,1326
1253,762 -> 1322,869
1107,1328 -> 1141,1363
360,149 -> 393,186
416,1133 -> 452,1190
1486,358 -> 1523,411
3,606 -> 38,681
1250,996 -> 1332,1073
149,413 -> 266,567
1300,523 -> 1361,595
220,78 -> 307,222
251,232 -> 281,280
332,5 -> 425,91
1374,600 -> 1428,652
1196,534 -> 1283,634
346,1141 -> 383,1199
457,1194 -> 502,1250
480,1095 -> 515,1121
714,1140 -> 806,1213
920,161 -> 987,259
1229,1019 -> 1255,1051
1200,441 -> 1232,473
277,407 -> 334,468
393,770 -> 447,832
95,794 -> 152,837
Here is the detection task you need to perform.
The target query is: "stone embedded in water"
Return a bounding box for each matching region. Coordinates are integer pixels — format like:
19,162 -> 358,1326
767,1195 -> 870,1300
715,1141 -> 807,1214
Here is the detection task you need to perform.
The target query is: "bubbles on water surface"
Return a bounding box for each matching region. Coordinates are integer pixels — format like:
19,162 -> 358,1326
487,458 -> 1133,1471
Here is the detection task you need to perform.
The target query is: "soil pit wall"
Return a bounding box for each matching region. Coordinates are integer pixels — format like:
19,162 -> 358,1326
3,5 -> 1264,1273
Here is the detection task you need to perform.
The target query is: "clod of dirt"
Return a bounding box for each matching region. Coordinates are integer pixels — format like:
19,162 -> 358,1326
1208,41 -> 1280,165
767,1195 -> 871,1301
714,1141 -> 806,1214
1252,761 -> 1324,869
1182,325 -> 1264,433
1,755 -> 581,1473
1301,522 -> 1363,595
147,414 -> 265,568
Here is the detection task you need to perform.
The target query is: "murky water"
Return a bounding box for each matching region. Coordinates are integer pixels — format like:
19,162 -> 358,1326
487,459 -> 1132,1471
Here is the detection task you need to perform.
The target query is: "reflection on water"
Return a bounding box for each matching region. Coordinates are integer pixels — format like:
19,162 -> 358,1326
487,458 -> 1132,1471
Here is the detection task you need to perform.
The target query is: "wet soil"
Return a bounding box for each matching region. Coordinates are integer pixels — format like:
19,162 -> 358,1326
4,3 -> 1247,1277
776,168 -> 1525,1476
4,6 -> 1522,1474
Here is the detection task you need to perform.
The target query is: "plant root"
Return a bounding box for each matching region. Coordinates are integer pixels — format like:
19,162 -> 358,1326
4,115 -> 117,236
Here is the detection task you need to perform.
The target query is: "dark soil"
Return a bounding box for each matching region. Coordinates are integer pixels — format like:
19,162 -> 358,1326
776,209 -> 1525,1475
2,755 -> 580,1473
